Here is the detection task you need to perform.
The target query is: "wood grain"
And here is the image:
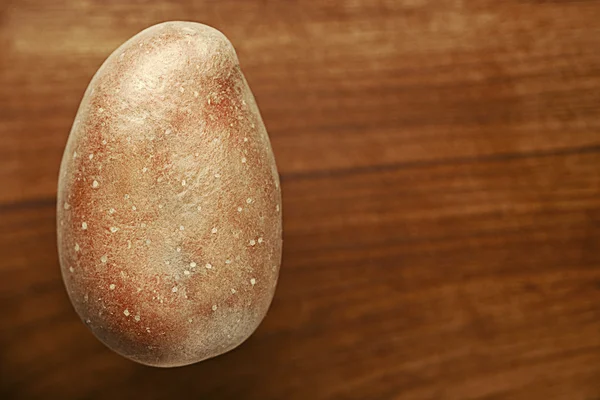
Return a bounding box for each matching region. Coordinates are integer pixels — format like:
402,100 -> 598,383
1,0 -> 600,399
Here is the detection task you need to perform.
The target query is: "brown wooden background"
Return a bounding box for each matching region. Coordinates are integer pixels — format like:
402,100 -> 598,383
1,0 -> 600,399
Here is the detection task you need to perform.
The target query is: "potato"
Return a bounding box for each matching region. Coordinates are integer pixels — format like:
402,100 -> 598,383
56,22 -> 282,367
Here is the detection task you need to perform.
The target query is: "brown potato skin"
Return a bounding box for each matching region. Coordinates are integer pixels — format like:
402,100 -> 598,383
56,21 -> 282,367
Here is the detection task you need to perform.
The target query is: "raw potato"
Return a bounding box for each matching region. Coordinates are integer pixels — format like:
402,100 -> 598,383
56,21 -> 282,367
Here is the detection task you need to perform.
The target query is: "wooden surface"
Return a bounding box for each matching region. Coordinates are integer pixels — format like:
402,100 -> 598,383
1,0 -> 600,399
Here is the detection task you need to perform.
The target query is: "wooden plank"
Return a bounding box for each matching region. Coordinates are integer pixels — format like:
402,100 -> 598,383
2,0 -> 600,204
1,148 -> 599,398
